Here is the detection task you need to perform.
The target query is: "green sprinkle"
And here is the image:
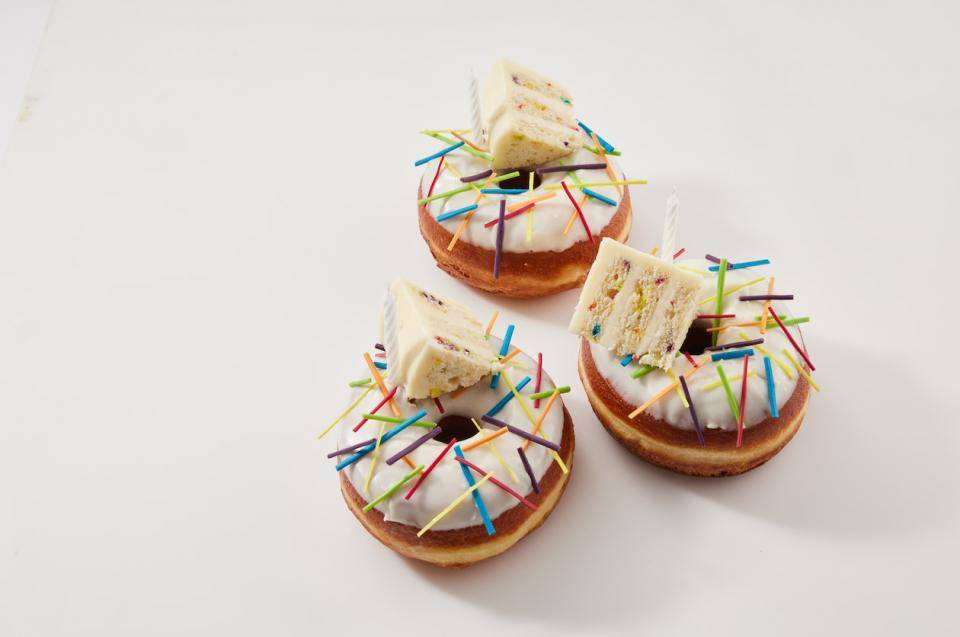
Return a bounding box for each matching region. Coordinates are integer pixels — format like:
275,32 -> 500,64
419,131 -> 492,161
418,170 -> 521,205
716,365 -> 741,422
348,377 -> 372,388
752,316 -> 809,328
361,413 -> 437,428
712,258 -> 727,346
583,145 -> 622,157
631,364 -> 657,379
528,386 -> 571,400
362,464 -> 424,512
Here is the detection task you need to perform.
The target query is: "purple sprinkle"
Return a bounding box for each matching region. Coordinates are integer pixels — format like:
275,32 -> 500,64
705,338 -> 765,352
705,254 -> 723,264
535,163 -> 606,174
374,343 -> 385,351
461,169 -> 493,183
493,200 -> 505,279
739,294 -> 794,301
678,377 -> 705,448
517,447 -> 540,494
326,438 -> 377,458
482,415 -> 560,451
385,427 -> 442,465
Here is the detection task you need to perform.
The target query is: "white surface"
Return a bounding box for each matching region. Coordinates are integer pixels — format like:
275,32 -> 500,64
0,1 -> 957,635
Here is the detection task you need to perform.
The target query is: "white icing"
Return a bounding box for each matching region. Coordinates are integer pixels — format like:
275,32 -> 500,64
335,337 -> 564,531
590,259 -> 805,431
421,146 -> 626,253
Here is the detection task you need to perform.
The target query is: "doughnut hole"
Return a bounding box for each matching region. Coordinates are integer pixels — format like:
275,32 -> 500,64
433,415 -> 480,444
496,169 -> 542,191
681,322 -> 713,355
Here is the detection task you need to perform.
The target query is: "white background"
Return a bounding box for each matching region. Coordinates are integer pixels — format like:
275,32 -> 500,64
1,1 -> 957,635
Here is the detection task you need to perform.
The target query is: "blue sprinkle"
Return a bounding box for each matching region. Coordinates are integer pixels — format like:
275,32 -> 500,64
335,409 -> 427,471
711,349 -> 755,362
373,361 -> 387,370
577,120 -> 615,153
620,354 -> 634,366
764,356 -> 779,418
435,203 -> 478,222
582,188 -> 617,206
454,445 -> 495,535
490,324 -> 515,388
414,141 -> 465,167
708,259 -> 771,272
480,188 -> 526,195
485,375 -> 532,417
592,324 -> 602,337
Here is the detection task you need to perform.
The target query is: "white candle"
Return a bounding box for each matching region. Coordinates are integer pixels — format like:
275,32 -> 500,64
660,187 -> 679,261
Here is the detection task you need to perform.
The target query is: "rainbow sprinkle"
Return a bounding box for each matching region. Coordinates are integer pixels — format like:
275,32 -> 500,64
335,409 -> 427,471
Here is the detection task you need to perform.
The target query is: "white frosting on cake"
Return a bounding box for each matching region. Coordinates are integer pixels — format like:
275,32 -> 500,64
421,146 -> 626,253
589,259 -> 806,431
335,337 -> 564,530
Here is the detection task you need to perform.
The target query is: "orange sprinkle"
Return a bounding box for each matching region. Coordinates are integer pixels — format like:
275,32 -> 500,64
363,352 -> 400,417
461,427 -> 509,452
522,388 -> 561,450
628,356 -> 710,418
507,192 -> 556,212
450,130 -> 488,152
448,174 -> 495,251
760,276 -> 775,335
499,348 -> 522,364
484,310 -> 499,337
591,131 -> 622,196
561,194 -> 589,235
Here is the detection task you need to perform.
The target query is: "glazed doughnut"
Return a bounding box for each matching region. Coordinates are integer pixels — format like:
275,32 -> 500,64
573,252 -> 817,477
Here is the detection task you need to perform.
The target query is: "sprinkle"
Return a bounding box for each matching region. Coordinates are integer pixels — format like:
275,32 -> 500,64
739,294 -> 794,301
460,168 -> 493,183
781,348 -> 821,392
364,352 -> 400,417
678,376 -> 705,447
581,188 -> 617,206
667,369 -> 689,407
462,426 -> 509,452
523,388 -> 561,449
335,409 -> 427,471
414,141 -> 464,167
760,277 -> 775,335
373,360 -> 387,370
481,188 -> 527,195
454,456 -> 537,511
673,248 -> 686,260
528,385 -> 570,400
708,316 -> 809,333
352,385 -> 399,432
704,254 -> 722,264
425,157 -> 445,201
348,377 -> 372,387
705,338 -> 764,352
764,356 -> 779,418
711,349 -> 755,361
582,144 -> 622,156
699,276 -> 766,306
385,426 -> 442,465
698,314 -> 736,319
545,179 -> 646,190
417,473 -> 492,537
712,258 -> 728,346
494,420 -> 561,452
419,130 -> 491,161
707,259 -> 771,271
768,307 -> 815,371
433,397 -> 445,414
493,200 -> 506,279
561,180 -> 593,243
683,352 -> 699,368
577,120 -> 615,152
422,170 -> 520,206
699,371 -> 758,391
534,353 -> 544,407
650,246 -> 658,257
525,172 -> 535,243
631,364 -> 657,379
507,192 -> 556,212
517,446 -> 540,494
318,384 -> 376,439
447,174 -> 494,250
590,130 -> 621,194
363,421 -> 388,492
485,375 -> 531,416
404,437 -> 457,500
374,342 -> 385,351
326,438 -> 376,458
536,163 -> 607,174
436,203 -> 478,222
716,366 -> 741,424
499,372 -> 539,429
490,324 -> 515,388
450,130 -> 487,152
678,265 -> 710,275
737,356 -> 749,447
620,354 -> 634,366
482,201 -> 536,228
454,445 -> 495,535
743,330 -> 794,380
374,352 -> 386,359
470,417 -> 519,484
362,464 -> 424,512
359,413 -> 437,428
628,356 -> 710,418
484,310 -> 499,338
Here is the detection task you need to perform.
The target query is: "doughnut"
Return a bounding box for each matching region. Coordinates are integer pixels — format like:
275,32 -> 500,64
415,59 -> 637,298
323,284 -> 574,567
572,250 -> 817,477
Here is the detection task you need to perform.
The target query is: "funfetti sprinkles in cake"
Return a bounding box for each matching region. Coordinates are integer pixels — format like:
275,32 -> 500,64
381,278 -> 499,399
568,238 -> 701,370
480,59 -> 580,170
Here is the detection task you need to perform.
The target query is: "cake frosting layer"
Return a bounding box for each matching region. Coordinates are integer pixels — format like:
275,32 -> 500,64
335,338 -> 564,530
588,259 -> 805,432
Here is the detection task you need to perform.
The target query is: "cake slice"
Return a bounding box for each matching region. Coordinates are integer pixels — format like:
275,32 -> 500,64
480,59 -> 579,170
382,278 -> 499,399
568,239 -> 702,369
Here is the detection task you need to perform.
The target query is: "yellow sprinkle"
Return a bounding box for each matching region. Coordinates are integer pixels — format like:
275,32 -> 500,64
782,348 -> 821,392
471,418 -> 519,484
666,369 -> 688,407
450,130 -> 488,152
741,329 -> 794,380
698,276 -> 766,306
363,421 -> 387,493
501,373 -> 567,474
699,370 -> 759,391
544,179 -> 647,190
484,310 -> 499,338
760,276 -> 775,335
417,473 -> 492,537
650,246 -> 659,257
677,265 -> 709,276
442,161 -> 484,196
551,451 -> 569,474
317,384 -> 376,439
